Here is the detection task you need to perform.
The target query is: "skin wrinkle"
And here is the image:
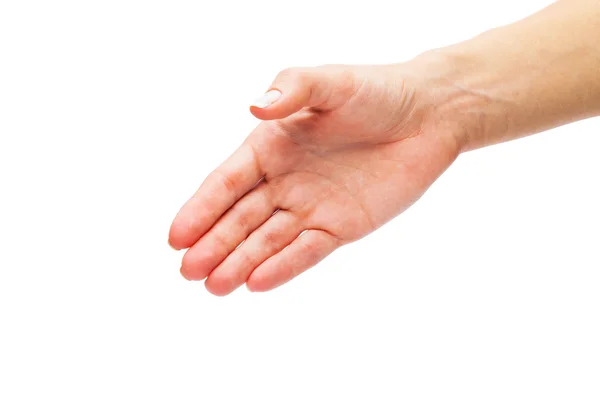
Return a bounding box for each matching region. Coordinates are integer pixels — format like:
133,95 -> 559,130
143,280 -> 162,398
269,213 -> 301,247
230,245 -> 257,274
232,187 -> 269,235
270,118 -> 317,154
382,77 -> 423,140
338,68 -> 362,106
299,168 -> 376,236
347,74 -> 413,142
305,73 -> 315,106
212,170 -> 238,204
223,220 -> 283,280
391,89 -> 421,142
311,149 -> 381,182
291,231 -> 333,275
340,71 -> 367,111
247,142 -> 265,184
209,231 -> 230,258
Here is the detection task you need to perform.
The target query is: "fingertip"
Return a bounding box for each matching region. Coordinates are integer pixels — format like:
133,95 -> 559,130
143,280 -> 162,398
250,89 -> 281,109
168,237 -> 180,251
169,203 -> 207,250
204,276 -> 233,297
249,104 -> 274,120
245,271 -> 276,293
180,250 -> 209,281
180,264 -> 208,282
168,221 -> 191,251
179,265 -> 193,281
249,89 -> 293,120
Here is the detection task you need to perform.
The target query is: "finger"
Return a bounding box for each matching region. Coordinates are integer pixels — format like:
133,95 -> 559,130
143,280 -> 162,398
246,230 -> 339,293
249,66 -> 359,120
204,210 -> 302,296
179,182 -> 276,281
169,143 -> 263,250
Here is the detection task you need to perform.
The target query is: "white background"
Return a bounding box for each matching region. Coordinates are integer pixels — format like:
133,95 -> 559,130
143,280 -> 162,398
1,0 -> 599,398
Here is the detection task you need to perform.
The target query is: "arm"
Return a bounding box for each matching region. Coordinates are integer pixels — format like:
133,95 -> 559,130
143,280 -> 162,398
169,0 -> 600,295
421,0 -> 600,151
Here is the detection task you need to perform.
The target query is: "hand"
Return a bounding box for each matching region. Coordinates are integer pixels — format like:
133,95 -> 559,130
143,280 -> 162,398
169,61 -> 462,295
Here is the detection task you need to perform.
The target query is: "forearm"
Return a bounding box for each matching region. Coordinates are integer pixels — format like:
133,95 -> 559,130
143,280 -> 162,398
418,0 -> 600,151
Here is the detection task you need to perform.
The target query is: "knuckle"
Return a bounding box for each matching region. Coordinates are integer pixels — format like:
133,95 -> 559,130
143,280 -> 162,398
262,229 -> 281,248
262,218 -> 291,250
276,67 -> 309,85
210,231 -> 230,251
235,211 -> 252,236
212,170 -> 238,199
300,238 -> 320,260
276,67 -> 298,80
236,247 -> 257,267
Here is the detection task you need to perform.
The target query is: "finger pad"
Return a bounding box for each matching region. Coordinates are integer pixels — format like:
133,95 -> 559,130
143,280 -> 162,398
246,267 -> 284,292
180,249 -> 221,281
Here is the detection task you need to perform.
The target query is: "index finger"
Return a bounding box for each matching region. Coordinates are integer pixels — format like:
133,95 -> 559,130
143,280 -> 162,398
169,142 -> 263,250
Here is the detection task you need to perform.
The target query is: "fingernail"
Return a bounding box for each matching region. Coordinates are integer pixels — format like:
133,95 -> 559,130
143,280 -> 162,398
251,90 -> 281,108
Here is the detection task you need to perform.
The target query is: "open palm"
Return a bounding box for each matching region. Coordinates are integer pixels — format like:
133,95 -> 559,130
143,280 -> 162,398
169,64 -> 459,295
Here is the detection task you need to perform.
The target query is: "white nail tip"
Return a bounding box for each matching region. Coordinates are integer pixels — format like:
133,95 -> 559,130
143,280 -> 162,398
251,90 -> 281,108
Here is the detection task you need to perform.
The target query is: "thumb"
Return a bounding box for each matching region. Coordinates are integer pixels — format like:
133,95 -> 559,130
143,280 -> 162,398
249,66 -> 356,120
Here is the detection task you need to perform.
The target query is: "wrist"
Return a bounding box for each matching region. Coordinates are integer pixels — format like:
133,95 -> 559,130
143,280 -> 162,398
409,1 -> 600,153
407,45 -> 513,153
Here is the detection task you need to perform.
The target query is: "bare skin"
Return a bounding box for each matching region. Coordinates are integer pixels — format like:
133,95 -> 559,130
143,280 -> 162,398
169,0 -> 600,296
